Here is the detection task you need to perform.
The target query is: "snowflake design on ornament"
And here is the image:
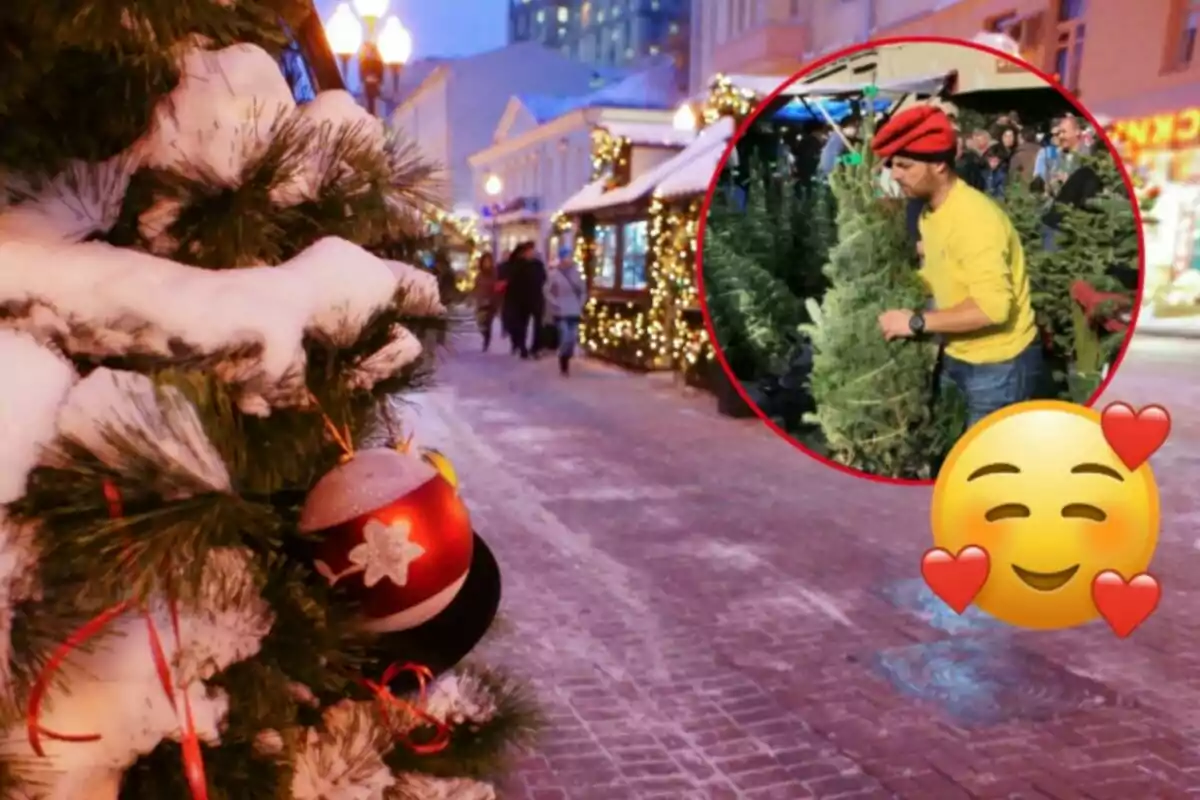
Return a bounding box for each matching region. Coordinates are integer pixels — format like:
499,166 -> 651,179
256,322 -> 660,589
346,518 -> 426,587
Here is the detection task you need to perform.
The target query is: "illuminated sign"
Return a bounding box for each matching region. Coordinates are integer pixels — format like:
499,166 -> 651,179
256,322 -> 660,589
1112,108 -> 1200,150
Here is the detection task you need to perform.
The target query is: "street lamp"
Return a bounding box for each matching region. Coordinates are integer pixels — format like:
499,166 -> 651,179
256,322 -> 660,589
325,0 -> 412,116
484,175 -> 503,259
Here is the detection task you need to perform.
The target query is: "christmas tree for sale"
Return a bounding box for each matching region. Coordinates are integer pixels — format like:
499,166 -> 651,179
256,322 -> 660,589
800,123 -> 947,479
999,150 -> 1137,400
701,164 -> 826,382
0,3 -> 535,799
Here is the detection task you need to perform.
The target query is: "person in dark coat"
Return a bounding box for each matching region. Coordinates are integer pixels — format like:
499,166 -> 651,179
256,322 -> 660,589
497,247 -> 519,353
473,252 -> 500,352
1008,127 -> 1041,187
502,242 -> 548,359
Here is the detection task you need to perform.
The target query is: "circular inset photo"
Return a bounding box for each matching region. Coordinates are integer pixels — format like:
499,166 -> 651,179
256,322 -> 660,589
697,36 -> 1144,484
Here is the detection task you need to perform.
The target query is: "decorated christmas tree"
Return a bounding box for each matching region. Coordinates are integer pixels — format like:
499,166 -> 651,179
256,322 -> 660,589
800,119 -> 952,479
0,3 -> 534,798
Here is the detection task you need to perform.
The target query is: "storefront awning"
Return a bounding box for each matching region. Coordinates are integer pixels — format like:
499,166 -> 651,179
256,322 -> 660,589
715,72 -> 951,101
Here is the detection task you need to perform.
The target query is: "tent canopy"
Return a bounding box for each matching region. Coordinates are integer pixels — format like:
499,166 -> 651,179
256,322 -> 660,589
772,96 -> 893,124
720,71 -> 952,101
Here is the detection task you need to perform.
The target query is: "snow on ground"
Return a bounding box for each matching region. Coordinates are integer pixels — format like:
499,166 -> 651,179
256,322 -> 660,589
398,328 -> 1200,798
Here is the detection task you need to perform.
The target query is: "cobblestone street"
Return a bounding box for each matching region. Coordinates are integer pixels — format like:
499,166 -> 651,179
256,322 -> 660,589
406,332 -> 1200,800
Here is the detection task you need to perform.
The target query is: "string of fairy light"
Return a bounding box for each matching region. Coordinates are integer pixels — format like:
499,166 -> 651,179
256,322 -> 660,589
429,209 -> 488,293
590,127 -> 631,186
575,75 -> 758,372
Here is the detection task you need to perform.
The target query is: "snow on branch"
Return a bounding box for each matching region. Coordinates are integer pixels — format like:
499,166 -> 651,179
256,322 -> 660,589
0,237 -> 416,415
144,42 -> 298,186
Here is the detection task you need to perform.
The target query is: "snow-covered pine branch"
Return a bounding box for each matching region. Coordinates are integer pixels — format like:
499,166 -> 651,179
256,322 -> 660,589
0,237 -> 422,415
0,368 -> 273,798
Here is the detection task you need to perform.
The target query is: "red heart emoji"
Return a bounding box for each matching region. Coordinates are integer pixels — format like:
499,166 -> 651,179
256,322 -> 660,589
921,546 -> 990,614
1092,570 -> 1161,638
1100,402 -> 1170,470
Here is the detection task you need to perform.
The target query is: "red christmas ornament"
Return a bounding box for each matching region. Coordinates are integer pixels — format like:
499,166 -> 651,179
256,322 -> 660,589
300,448 -> 473,632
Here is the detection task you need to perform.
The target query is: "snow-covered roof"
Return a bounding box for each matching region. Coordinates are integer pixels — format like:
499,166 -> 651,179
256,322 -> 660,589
601,121 -> 696,147
653,117 -> 736,200
509,58 -> 680,128
561,117 -> 734,214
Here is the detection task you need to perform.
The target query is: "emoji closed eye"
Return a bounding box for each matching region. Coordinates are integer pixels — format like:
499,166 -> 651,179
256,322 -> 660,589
1062,503 -> 1106,521
985,503 -> 1030,521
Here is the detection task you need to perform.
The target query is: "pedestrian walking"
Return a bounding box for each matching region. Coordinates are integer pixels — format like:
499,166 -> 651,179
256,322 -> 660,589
497,247 -> 518,353
545,244 -> 586,376
502,242 -> 547,359
472,252 -> 501,352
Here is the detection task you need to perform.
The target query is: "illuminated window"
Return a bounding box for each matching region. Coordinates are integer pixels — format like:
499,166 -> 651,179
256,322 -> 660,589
558,6 -> 569,23
621,221 -> 648,290
594,225 -> 617,287
669,22 -> 680,35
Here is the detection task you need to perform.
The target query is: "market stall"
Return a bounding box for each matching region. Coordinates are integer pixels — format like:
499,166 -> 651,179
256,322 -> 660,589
558,121 -> 700,369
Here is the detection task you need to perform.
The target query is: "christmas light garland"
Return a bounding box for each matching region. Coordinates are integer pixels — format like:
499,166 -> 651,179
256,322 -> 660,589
702,73 -> 757,125
591,128 -> 631,186
429,209 -> 488,293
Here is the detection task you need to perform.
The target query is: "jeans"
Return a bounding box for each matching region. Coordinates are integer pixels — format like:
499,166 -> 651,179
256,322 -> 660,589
1042,224 -> 1059,252
557,316 -> 580,358
941,344 -> 1043,429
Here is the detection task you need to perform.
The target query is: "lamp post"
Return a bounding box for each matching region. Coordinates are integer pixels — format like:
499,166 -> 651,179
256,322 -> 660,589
325,0 -> 412,116
484,174 -> 503,260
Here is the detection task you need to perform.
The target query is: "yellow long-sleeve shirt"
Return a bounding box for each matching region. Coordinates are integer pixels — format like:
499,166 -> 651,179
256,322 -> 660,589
918,180 -> 1037,364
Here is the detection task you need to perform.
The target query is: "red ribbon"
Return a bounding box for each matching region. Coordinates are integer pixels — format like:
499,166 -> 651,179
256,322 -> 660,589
362,662 -> 452,755
26,479 -> 209,800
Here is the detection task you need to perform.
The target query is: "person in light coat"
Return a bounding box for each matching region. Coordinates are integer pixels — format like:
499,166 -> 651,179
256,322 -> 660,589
545,244 -> 586,376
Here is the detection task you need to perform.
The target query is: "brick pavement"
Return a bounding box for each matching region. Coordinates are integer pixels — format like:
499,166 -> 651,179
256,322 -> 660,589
406,332 -> 1200,799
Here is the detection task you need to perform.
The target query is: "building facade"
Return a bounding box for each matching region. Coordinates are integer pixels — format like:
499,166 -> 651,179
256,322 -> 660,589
687,0 -> 811,94
391,42 -> 619,212
469,60 -> 684,257
509,0 -> 690,74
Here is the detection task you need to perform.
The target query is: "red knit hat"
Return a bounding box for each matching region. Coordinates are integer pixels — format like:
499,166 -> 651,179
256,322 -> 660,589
871,105 -> 957,162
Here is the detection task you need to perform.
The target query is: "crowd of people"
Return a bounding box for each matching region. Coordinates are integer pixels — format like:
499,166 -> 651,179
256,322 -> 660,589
472,242 -> 586,375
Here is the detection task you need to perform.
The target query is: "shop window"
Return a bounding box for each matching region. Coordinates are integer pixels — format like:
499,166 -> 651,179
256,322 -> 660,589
594,224 -> 617,287
1052,0 -> 1087,92
1169,0 -> 1200,70
621,221 -> 648,290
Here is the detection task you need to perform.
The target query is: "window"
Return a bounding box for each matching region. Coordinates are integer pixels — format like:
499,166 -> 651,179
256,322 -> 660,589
557,6 -> 569,23
1052,0 -> 1087,92
1058,0 -> 1086,21
536,8 -> 545,22
594,225 -> 618,287
1171,0 -> 1200,69
621,221 -> 648,290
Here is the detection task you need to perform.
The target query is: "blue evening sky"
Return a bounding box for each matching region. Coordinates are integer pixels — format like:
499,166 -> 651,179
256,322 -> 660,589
314,0 -> 508,59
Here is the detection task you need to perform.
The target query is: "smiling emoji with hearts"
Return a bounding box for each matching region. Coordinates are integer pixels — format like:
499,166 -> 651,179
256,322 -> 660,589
923,400 -> 1168,636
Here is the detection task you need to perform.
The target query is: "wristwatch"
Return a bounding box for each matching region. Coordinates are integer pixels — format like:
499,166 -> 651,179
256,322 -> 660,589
909,311 -> 927,335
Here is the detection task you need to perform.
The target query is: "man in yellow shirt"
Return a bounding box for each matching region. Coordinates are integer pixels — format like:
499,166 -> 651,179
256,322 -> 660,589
870,104 -> 1041,428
